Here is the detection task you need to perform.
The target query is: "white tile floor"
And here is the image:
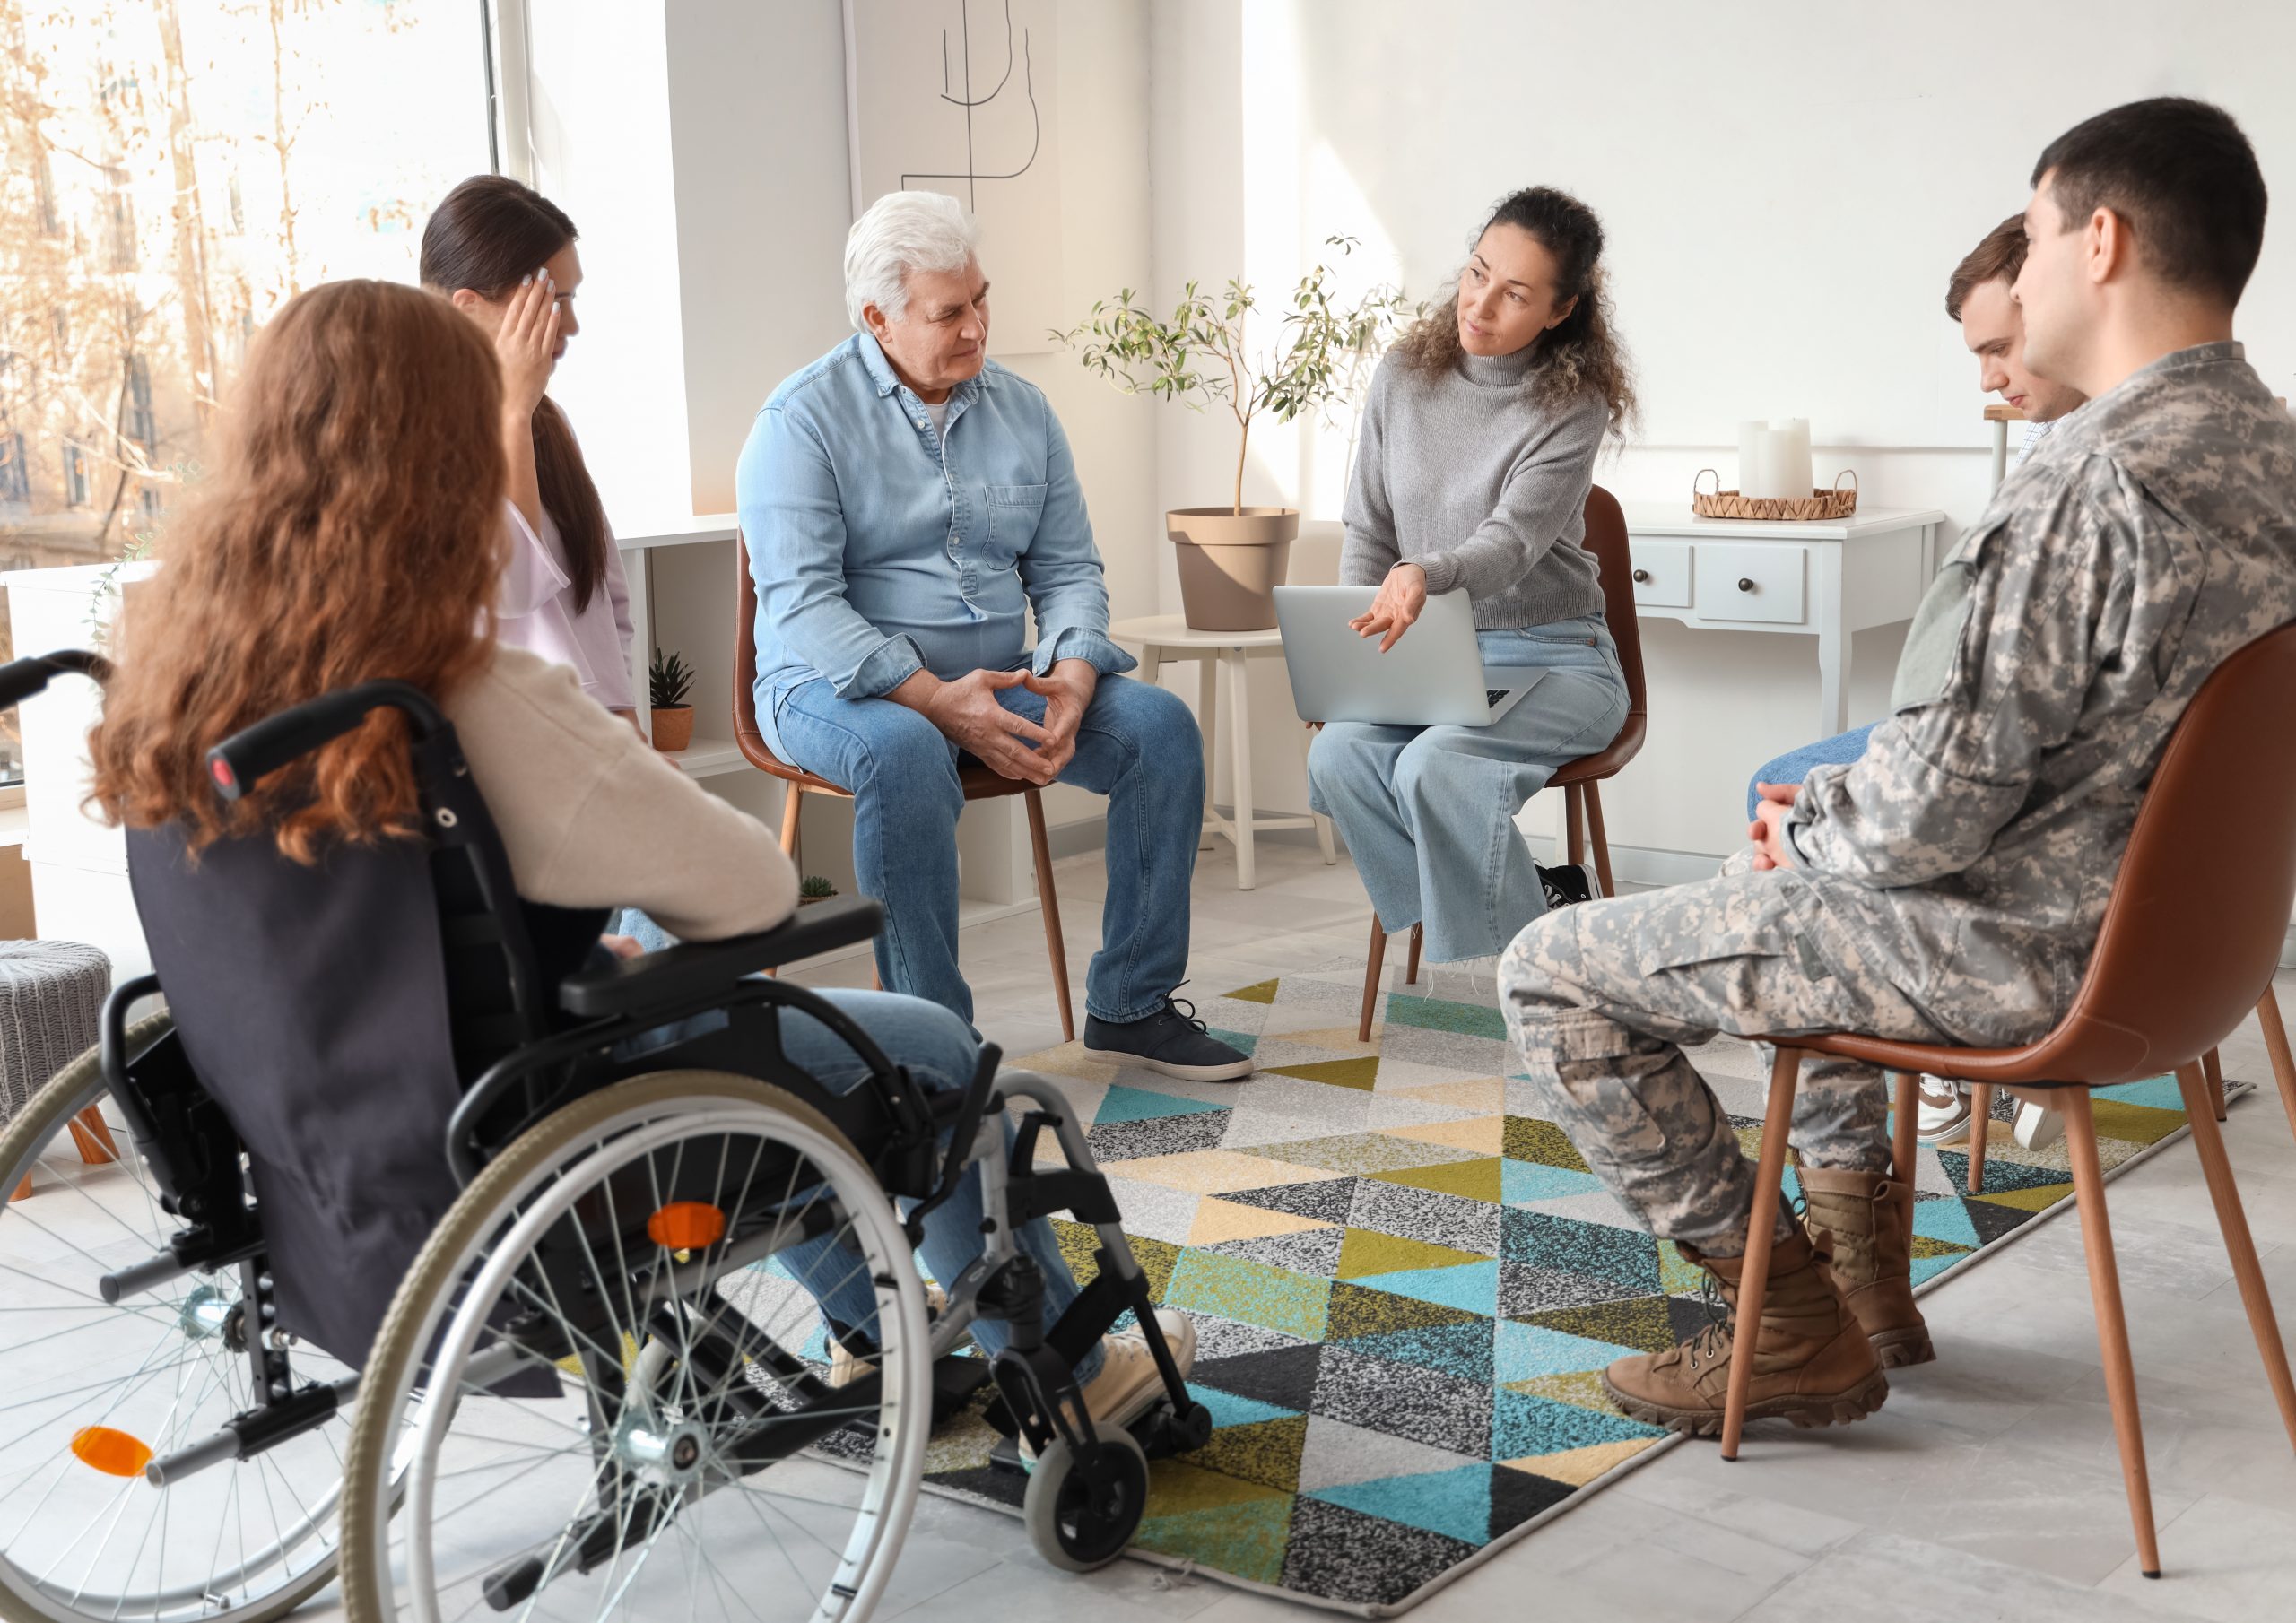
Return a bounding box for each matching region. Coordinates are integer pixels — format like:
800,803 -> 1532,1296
782,837 -> 2296,1623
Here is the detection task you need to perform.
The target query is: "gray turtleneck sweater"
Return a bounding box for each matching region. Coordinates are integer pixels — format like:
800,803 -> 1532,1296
1340,345 -> 1610,629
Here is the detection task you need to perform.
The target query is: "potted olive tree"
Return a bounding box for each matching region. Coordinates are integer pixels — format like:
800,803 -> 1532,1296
1056,239 -> 1413,631
648,647 -> 695,752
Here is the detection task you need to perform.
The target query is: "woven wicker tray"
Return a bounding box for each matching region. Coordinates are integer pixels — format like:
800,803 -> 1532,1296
1692,468 -> 1859,521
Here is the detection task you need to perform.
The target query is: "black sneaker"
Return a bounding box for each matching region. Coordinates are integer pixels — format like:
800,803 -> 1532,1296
1081,991 -> 1254,1082
1538,861 -> 1605,911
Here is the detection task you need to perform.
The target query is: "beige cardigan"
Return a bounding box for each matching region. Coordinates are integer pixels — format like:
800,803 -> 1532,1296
446,646 -> 796,940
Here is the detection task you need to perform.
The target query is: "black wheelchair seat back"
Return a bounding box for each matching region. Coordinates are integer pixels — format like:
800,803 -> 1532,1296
125,679 -> 608,1367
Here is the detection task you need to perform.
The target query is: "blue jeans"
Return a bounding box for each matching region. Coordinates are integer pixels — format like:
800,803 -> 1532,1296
1306,617 -> 1630,963
770,669 -> 1203,1028
631,984 -> 1100,1384
1744,724 -> 1877,820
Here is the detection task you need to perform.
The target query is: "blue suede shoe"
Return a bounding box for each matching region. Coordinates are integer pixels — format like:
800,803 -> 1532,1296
1082,993 -> 1253,1082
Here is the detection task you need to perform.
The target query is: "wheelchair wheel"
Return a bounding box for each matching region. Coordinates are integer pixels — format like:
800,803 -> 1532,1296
1021,1420 -> 1149,1574
340,1070 -> 931,1623
0,1018 -> 353,1623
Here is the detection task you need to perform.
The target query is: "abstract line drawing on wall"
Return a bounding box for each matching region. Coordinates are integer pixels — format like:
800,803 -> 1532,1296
845,0 -> 1062,355
900,0 -> 1041,208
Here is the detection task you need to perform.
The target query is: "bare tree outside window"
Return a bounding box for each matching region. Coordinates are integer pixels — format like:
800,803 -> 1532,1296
0,0 -> 492,790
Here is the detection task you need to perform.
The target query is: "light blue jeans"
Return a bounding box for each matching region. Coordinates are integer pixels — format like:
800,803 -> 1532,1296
612,966 -> 1100,1382
771,669 -> 1203,1028
1744,724 -> 1877,820
1307,616 -> 1630,963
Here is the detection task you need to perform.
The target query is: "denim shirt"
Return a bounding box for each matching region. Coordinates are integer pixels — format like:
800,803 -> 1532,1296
736,333 -> 1135,751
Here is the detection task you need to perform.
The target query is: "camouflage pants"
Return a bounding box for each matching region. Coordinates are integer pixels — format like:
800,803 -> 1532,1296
1498,848 -> 1954,1254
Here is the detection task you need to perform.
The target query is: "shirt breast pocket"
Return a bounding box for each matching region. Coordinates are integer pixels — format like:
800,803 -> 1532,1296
985,482 -> 1048,568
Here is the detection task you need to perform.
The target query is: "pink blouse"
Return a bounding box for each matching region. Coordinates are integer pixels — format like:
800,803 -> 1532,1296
497,499 -> 636,712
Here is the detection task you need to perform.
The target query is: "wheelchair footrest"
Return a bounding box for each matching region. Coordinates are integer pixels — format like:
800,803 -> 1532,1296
929,1353 -> 993,1427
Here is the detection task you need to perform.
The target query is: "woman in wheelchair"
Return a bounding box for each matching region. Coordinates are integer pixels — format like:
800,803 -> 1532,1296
0,279 -> 1203,1623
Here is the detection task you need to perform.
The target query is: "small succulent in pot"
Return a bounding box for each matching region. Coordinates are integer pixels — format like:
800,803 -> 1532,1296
648,648 -> 696,751
797,874 -> 838,906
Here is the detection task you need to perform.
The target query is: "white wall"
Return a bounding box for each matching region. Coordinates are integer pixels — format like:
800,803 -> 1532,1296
522,0 -> 694,527
1149,0 -> 2296,862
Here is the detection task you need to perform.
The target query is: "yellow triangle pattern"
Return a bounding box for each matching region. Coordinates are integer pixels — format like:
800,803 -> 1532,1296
1370,1156 -> 1503,1203
1500,1436 -> 1664,1488
1268,1057 -> 1381,1092
1337,1227 -> 1485,1280
1188,1197 -> 1335,1245
1382,1115 -> 1505,1155
1223,978 -> 1281,1005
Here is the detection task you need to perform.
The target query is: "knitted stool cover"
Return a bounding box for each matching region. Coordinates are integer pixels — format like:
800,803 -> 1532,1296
0,941 -> 112,1121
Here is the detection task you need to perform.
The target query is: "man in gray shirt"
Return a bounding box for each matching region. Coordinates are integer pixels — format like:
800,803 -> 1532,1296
1500,98 -> 2296,1436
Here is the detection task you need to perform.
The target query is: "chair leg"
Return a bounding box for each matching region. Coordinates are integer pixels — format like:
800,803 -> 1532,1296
1891,1071 -> 1918,1245
1565,784 -> 1587,868
1584,779 -> 1616,898
1721,1045 -> 1804,1462
1966,1083 -> 1992,1193
1405,924 -> 1422,986
2203,1046 -> 2228,1122
2059,1087 -> 2162,1577
1023,790 -> 1075,1044
1358,916 -> 1387,1045
68,1107 -> 117,1166
778,781 -> 804,856
9,1174 -> 28,1202
2174,1062 -> 2296,1453
2257,986 -> 2296,1149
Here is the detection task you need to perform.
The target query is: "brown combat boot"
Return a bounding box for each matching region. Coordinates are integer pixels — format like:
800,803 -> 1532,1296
1601,1228 -> 1888,1436
1799,1166 -> 1934,1368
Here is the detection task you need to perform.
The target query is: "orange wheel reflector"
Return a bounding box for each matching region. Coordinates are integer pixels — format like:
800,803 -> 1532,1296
648,1202 -> 726,1251
71,1427 -> 152,1478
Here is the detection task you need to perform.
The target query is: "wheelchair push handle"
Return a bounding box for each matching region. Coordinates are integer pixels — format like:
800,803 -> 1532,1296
0,647 -> 110,707
207,679 -> 449,801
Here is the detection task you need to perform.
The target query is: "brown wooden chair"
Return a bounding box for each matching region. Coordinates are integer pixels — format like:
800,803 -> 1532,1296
1357,485 -> 1648,1041
1730,621 -> 2296,1581
733,531 -> 1075,1041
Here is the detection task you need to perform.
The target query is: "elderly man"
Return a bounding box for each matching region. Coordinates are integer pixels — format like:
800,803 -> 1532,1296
736,191 -> 1250,1081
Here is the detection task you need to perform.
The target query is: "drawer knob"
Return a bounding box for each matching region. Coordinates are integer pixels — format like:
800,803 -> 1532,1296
1737,577 -> 1756,593
1631,568 -> 1651,584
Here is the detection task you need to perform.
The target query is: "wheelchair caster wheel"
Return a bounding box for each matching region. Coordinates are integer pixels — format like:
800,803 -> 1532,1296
1022,1419 -> 1150,1573
1168,1400 -> 1214,1453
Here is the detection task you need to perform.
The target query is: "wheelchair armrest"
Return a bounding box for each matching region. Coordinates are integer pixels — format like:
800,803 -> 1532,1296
558,895 -> 885,1019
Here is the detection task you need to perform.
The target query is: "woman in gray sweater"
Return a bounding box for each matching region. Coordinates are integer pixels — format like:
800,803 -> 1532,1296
1309,186 -> 1634,964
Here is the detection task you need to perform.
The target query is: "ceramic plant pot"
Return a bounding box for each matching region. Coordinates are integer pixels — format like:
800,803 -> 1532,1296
649,707 -> 695,752
1166,507 -> 1299,631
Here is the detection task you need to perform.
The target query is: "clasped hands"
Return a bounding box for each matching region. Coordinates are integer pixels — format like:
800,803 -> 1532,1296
898,659 -> 1096,786
1749,781 -> 1798,871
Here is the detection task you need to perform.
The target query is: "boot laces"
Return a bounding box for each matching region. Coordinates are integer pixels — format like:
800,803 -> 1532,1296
1683,1276 -> 1735,1373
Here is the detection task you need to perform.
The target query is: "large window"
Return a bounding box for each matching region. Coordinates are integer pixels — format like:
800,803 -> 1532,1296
0,0 -> 497,790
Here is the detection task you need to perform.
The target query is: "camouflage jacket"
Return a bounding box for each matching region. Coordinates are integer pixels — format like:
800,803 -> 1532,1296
1784,342 -> 2296,1045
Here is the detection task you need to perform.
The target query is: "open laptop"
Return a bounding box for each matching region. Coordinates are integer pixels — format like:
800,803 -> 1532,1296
1274,586 -> 1545,726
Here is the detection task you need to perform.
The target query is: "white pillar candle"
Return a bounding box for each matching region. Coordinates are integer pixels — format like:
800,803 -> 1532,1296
1737,421 -> 1770,497
1779,418 -> 1813,497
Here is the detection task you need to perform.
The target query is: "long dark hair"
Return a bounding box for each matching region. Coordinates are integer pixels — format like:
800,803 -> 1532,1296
1392,185 -> 1638,434
420,175 -> 613,613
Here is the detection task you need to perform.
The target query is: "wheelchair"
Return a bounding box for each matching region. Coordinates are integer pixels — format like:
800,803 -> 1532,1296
0,650 -> 1210,1623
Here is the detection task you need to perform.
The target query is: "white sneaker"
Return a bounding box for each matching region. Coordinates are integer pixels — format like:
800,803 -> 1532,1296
1913,1077 -> 1972,1147
1021,1309 -> 1197,1462
2012,1098 -> 2065,1151
826,1283 -> 947,1388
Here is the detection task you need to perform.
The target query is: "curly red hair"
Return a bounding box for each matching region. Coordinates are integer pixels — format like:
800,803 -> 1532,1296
89,279 -> 509,861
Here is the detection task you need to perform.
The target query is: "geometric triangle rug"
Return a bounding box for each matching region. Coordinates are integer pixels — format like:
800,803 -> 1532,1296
894,964 -> 2251,1615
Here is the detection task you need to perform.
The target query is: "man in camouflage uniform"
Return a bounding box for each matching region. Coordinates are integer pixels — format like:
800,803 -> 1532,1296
1500,96 -> 2296,1436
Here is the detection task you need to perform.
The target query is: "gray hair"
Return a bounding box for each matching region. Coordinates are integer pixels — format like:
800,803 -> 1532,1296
843,191 -> 981,330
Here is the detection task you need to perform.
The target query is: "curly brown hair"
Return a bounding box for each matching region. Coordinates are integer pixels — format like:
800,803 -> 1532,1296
89,280 -> 509,862
1391,186 -> 1637,434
